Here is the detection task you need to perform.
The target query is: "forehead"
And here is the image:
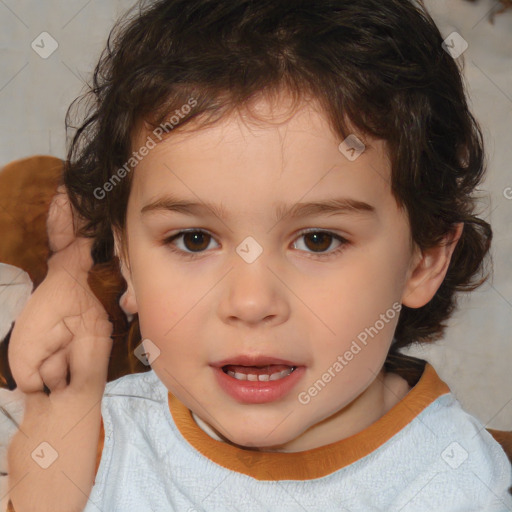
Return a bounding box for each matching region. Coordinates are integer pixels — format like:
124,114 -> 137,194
128,97 -> 396,221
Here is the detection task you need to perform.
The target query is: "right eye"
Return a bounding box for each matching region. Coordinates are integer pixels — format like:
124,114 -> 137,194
162,229 -> 219,259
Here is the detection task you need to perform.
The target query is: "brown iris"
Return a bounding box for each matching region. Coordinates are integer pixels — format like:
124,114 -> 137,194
182,231 -> 211,252
302,232 -> 333,253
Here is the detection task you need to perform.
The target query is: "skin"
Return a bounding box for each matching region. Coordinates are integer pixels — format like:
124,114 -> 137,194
6,92 -> 462,511
117,93 -> 463,452
8,190 -> 112,512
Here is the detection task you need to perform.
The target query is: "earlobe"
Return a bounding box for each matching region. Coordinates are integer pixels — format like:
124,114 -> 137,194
113,229 -> 138,315
402,223 -> 464,309
119,285 -> 138,316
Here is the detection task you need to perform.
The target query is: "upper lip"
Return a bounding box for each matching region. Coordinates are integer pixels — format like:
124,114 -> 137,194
210,355 -> 301,368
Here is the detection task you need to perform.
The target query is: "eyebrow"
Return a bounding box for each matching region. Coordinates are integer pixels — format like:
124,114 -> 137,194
140,194 -> 376,222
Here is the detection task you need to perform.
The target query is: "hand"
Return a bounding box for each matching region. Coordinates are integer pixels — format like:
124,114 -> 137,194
7,304 -> 112,512
6,186 -> 113,511
8,187 -> 110,394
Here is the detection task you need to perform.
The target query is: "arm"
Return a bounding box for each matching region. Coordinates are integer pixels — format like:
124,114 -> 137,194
7,361 -> 106,512
6,189 -> 113,512
6,420 -> 105,512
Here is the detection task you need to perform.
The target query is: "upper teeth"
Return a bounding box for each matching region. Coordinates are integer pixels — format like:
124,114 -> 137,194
227,368 -> 295,382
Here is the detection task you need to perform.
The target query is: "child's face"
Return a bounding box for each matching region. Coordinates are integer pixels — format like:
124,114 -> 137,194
118,95 -> 424,451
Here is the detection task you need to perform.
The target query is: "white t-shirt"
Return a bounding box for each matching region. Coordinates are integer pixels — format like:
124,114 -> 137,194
83,363 -> 512,511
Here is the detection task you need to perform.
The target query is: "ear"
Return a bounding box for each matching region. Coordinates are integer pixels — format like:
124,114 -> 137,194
113,229 -> 138,315
402,223 -> 464,308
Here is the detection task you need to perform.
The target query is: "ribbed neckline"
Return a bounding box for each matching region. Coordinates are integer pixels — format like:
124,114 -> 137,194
167,363 -> 450,480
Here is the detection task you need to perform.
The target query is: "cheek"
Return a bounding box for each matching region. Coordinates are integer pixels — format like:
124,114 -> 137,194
130,254 -> 181,337
310,253 -> 402,340
130,253 -> 210,361
301,243 -> 406,388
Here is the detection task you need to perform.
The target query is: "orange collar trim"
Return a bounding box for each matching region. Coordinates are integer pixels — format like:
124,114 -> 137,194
168,363 -> 450,480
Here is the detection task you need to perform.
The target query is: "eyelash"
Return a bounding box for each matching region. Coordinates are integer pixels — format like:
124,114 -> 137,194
161,229 -> 350,261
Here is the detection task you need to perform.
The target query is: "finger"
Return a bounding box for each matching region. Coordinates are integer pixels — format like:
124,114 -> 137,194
9,319 -> 74,394
48,236 -> 95,279
47,187 -> 75,252
65,308 -> 113,397
39,347 -> 70,393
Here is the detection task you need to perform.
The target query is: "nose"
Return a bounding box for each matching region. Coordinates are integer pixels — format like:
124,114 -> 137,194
217,255 -> 290,328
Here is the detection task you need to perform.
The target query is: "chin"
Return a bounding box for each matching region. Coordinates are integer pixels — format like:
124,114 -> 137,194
223,426 -> 300,452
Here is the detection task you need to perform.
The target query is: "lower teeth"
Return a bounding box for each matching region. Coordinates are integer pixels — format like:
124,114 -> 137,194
225,367 -> 296,382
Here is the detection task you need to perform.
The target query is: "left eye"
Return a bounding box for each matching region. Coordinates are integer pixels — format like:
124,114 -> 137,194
292,230 -> 346,255
162,229 -> 348,259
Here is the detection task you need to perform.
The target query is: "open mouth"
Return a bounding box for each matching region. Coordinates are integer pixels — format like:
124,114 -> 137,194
222,364 -> 297,382
213,359 -> 305,403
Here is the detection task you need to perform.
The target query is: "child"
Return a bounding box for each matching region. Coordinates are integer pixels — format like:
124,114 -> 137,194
6,0 -> 512,510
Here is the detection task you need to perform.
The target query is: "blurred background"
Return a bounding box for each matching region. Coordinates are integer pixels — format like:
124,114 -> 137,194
0,3 -> 511,506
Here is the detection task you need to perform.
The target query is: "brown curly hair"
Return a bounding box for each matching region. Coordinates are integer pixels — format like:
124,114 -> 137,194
62,0 -> 492,377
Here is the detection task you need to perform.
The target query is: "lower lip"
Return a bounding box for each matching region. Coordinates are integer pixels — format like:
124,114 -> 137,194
211,366 -> 306,404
